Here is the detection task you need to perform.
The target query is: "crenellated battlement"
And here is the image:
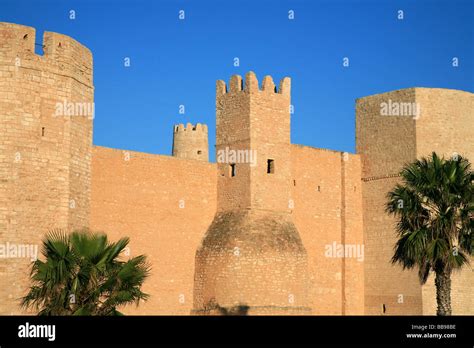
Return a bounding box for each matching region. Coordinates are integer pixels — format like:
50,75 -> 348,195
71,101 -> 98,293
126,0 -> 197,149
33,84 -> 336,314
216,71 -> 291,97
0,22 -> 95,315
172,123 -> 209,161
0,22 -> 93,87
173,122 -> 208,133
2,21 -> 473,317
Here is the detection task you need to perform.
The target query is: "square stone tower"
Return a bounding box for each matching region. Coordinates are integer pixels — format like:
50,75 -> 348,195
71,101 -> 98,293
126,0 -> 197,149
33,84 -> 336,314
213,72 -> 292,212
193,72 -> 310,315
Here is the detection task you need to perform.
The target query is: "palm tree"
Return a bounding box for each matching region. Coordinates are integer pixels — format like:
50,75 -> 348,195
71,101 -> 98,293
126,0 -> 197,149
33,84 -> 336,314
386,152 -> 473,316
21,229 -> 150,315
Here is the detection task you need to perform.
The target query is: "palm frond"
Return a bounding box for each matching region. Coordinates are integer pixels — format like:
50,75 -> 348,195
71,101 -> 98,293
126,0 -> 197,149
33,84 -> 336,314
22,229 -> 150,316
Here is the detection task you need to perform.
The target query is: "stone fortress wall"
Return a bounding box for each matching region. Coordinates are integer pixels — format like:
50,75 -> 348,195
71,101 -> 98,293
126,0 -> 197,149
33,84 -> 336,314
0,22 -> 93,314
356,88 -> 474,315
0,23 -> 472,315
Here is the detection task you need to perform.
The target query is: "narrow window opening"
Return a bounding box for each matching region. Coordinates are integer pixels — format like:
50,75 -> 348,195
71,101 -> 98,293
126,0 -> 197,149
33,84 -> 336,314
267,159 -> 274,174
197,150 -> 202,155
229,163 -> 236,177
293,180 -> 296,186
317,185 -> 321,192
41,127 -> 45,137
382,304 -> 386,314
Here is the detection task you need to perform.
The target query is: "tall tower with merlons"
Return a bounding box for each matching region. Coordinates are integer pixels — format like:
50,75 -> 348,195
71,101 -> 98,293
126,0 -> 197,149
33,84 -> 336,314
193,72 -> 310,315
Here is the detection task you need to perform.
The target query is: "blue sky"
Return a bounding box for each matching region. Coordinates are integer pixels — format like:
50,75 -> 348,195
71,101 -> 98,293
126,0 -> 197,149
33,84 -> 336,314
1,0 -> 473,160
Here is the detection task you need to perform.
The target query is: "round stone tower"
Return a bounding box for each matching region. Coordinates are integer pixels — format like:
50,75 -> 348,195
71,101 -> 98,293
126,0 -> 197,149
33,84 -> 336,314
0,22 -> 94,314
172,123 -> 209,161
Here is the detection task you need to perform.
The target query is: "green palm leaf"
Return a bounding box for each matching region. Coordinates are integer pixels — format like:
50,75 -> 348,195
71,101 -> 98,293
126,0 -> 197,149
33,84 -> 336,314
386,152 -> 473,316
22,230 -> 150,315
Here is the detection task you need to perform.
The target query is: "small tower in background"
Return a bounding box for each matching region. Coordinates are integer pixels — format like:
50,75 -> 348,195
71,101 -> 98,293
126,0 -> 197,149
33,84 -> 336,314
172,123 -> 209,161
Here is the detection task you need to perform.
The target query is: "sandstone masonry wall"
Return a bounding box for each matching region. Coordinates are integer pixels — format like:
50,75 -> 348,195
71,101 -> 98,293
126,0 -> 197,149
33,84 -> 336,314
0,23 -> 93,314
356,89 -> 422,315
291,145 -> 364,314
414,88 -> 474,315
91,144 -> 366,315
193,73 -> 310,315
1,22 -> 471,316
357,87 -> 474,315
90,146 -> 216,314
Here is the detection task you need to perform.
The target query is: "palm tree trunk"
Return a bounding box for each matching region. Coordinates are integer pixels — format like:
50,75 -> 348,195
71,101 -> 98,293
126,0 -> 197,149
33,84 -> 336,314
435,268 -> 452,316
